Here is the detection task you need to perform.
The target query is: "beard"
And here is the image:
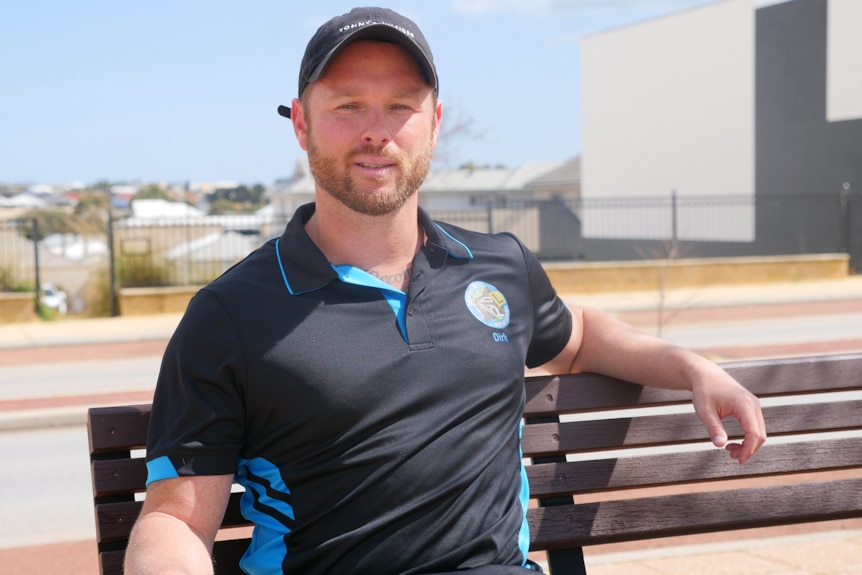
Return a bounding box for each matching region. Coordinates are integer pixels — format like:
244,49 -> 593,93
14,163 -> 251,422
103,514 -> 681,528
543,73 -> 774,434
306,128 -> 434,217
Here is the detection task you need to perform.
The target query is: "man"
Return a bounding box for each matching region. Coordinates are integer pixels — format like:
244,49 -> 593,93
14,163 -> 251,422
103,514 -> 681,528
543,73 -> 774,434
125,7 -> 766,574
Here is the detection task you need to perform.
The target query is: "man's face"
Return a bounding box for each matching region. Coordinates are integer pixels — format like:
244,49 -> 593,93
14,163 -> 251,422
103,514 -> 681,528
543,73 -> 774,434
293,40 -> 441,216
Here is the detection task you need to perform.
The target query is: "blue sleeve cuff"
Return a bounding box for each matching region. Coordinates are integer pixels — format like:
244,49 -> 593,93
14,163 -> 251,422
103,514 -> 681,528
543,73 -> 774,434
146,455 -> 180,486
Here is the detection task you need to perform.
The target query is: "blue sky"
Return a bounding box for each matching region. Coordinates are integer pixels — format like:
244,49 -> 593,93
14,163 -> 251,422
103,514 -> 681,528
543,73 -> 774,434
1,0 -> 727,186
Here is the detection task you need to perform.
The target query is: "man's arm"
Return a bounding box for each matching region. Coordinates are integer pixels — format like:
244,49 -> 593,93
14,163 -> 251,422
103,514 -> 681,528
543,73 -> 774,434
124,474 -> 234,575
541,305 -> 767,464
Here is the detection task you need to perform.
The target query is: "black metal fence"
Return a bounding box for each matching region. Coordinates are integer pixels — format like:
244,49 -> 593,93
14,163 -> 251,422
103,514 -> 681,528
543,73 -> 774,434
0,218 -> 39,293
427,192 -> 859,267
109,212 -> 291,290
2,191 -> 858,316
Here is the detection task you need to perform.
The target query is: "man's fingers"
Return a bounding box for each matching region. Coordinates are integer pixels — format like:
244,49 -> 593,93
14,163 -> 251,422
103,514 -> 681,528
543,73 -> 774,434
691,369 -> 767,464
695,406 -> 729,448
724,428 -> 767,465
741,428 -> 767,463
738,403 -> 768,463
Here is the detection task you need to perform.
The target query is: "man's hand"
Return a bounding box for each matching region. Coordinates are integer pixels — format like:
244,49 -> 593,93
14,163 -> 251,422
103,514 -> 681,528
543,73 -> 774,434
545,306 -> 769,465
691,371 -> 767,464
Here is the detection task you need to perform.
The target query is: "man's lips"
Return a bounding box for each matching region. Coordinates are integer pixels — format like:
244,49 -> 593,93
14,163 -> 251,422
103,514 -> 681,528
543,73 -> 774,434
353,156 -> 397,174
356,162 -> 394,168
354,154 -> 395,165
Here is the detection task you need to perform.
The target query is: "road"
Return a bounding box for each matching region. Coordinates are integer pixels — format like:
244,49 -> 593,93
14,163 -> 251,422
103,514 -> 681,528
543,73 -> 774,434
659,312 -> 862,349
0,356 -> 161,549
0,356 -> 160,402
0,425 -> 94,548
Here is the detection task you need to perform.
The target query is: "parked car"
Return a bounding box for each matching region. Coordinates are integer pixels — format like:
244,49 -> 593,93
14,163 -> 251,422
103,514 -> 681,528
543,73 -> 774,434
40,283 -> 68,315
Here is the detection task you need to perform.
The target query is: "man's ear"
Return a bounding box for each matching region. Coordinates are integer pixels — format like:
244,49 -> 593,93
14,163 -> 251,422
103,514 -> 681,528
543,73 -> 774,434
431,99 -> 443,149
292,98 -> 309,151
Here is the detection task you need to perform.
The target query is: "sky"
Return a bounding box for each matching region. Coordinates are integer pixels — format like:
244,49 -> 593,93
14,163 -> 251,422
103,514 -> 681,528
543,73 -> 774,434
0,0 -> 743,187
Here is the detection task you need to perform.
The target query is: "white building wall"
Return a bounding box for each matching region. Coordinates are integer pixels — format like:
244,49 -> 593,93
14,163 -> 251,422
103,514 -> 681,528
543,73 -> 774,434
827,0 -> 862,122
581,0 -> 755,241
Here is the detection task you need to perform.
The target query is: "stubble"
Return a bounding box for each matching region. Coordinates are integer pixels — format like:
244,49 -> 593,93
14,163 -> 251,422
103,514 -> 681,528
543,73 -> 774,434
306,123 -> 434,217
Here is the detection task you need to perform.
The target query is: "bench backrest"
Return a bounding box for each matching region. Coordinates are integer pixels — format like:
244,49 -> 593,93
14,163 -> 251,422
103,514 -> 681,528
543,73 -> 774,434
88,353 -> 862,574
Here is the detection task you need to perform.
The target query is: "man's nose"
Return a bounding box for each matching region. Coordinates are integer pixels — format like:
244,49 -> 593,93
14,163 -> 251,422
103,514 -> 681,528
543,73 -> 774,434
361,108 -> 392,145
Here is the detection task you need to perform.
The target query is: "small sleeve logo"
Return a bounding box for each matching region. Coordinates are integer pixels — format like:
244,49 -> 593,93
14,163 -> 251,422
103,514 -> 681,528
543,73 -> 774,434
464,281 -> 510,329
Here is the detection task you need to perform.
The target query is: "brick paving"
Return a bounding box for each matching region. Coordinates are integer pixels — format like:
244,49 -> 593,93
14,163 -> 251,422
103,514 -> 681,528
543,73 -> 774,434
0,339 -> 168,367
0,539 -> 98,575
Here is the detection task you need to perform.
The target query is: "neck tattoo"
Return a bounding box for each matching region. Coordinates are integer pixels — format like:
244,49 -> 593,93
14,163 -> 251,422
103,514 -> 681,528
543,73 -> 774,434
366,265 -> 413,290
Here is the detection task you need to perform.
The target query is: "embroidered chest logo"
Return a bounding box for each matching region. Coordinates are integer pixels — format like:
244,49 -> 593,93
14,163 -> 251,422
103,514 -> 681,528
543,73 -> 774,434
464,281 -> 510,329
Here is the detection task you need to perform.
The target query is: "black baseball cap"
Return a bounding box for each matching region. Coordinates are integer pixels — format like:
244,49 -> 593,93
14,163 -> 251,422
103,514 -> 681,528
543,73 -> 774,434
277,7 -> 438,119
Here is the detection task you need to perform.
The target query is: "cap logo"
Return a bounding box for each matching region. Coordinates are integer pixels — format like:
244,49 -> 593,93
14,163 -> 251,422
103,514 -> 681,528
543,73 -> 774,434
338,20 -> 416,39
464,281 -> 510,329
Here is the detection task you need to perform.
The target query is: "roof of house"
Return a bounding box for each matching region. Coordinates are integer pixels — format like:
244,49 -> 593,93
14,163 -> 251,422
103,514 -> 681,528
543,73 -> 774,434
271,156 -> 580,196
527,157 -> 581,189
130,199 -> 205,219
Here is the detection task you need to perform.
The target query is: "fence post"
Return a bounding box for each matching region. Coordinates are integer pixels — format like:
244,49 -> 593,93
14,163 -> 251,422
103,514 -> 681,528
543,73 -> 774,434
31,218 -> 41,314
840,182 -> 851,255
108,210 -> 119,317
671,188 -> 679,244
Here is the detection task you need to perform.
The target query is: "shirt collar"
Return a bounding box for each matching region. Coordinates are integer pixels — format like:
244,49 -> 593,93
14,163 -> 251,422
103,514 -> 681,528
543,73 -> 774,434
276,203 -> 474,295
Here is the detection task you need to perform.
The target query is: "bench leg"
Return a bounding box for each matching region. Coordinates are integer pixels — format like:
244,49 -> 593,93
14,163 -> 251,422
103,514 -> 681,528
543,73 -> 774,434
546,548 -> 587,575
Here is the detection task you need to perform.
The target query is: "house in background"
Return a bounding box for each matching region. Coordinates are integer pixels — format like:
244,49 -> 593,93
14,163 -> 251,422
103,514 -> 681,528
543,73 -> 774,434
266,156 -> 582,258
268,156 -> 581,215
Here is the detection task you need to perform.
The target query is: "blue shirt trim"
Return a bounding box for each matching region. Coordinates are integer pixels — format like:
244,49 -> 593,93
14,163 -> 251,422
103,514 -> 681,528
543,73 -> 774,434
146,455 -> 180,486
275,238 -> 296,295
434,223 -> 474,259
235,457 -> 294,574
332,264 -> 408,341
517,420 -> 531,565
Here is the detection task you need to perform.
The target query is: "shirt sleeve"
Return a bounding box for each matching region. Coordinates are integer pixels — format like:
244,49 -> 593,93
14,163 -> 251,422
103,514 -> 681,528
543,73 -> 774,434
145,288 -> 247,484
503,233 -> 573,368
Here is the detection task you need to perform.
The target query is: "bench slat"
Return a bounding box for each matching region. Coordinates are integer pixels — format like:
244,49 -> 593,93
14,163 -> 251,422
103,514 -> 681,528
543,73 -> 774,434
98,550 -> 123,575
527,436 -> 862,497
521,400 -> 862,456
92,458 -> 147,498
527,477 -> 862,550
724,353 -> 862,396
525,374 -> 677,417
88,404 -> 151,454
95,492 -> 249,543
99,539 -> 248,575
212,539 -> 250,575
525,354 -> 862,416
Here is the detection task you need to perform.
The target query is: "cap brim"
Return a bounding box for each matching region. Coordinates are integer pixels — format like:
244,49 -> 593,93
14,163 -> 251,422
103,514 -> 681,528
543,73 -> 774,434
277,105 -> 291,119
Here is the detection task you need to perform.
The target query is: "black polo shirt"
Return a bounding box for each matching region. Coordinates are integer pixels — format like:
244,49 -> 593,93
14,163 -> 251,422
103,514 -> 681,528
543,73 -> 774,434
146,203 -> 572,574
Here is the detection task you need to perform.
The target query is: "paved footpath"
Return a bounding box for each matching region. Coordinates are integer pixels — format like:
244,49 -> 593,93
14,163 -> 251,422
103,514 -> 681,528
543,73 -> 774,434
1,277 -> 861,574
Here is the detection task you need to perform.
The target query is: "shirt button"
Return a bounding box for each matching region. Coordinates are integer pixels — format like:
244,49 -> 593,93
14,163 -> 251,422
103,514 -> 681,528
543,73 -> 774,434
407,307 -> 415,316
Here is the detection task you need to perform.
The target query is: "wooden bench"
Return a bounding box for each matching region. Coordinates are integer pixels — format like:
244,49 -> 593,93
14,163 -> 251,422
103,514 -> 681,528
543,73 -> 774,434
88,352 -> 862,574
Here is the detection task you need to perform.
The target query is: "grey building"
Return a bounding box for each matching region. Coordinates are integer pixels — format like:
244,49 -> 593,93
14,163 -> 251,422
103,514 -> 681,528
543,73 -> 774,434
580,0 -> 861,269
